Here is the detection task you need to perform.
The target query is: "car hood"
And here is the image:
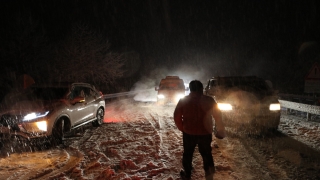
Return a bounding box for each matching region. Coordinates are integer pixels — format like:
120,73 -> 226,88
214,89 -> 278,105
158,89 -> 185,93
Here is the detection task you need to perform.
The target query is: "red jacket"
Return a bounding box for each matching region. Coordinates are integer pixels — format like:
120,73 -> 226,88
174,92 -> 222,135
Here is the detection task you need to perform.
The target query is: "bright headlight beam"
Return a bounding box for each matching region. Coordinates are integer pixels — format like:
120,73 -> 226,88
158,94 -> 165,99
23,113 -> 37,121
218,103 -> 232,111
269,103 -> 280,111
36,121 -> 47,131
176,94 -> 185,99
23,111 -> 49,121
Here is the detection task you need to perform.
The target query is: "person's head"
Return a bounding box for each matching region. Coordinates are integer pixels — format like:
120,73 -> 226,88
189,80 -> 203,93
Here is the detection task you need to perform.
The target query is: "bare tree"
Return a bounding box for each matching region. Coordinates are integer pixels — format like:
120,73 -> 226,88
51,23 -> 126,87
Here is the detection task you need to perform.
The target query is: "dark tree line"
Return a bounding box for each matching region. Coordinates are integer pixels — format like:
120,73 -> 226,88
1,0 -> 320,95
0,21 -> 131,92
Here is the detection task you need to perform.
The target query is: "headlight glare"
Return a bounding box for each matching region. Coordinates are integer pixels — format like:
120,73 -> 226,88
23,111 -> 49,121
269,103 -> 280,111
176,94 -> 185,100
36,121 -> 47,131
218,103 -> 233,111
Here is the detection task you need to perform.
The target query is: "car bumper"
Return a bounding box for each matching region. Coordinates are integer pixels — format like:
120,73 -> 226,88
0,126 -> 48,139
222,111 -> 280,129
157,98 -> 179,105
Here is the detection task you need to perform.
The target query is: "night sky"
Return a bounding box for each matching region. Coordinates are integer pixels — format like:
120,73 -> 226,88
1,0 -> 320,93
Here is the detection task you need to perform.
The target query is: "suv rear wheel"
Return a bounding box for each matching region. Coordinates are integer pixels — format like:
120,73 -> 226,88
92,108 -> 104,127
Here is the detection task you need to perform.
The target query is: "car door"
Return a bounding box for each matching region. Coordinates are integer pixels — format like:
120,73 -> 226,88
68,85 -> 91,125
81,86 -> 97,120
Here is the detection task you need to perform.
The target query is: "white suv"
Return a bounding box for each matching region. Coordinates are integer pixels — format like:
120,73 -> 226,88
0,82 -> 105,144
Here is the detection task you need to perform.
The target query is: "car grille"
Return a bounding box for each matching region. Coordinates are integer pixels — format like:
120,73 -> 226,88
232,103 -> 275,116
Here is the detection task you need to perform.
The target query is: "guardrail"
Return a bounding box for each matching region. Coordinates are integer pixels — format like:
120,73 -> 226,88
103,89 -> 154,99
102,91 -> 320,121
278,92 -> 320,122
278,93 -> 320,105
279,100 -> 320,120
102,88 -> 159,104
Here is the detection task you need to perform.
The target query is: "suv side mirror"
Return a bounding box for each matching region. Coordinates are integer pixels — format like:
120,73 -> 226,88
155,87 -> 159,91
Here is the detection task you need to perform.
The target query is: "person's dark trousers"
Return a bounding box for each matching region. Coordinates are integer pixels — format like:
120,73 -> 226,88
182,132 -> 215,177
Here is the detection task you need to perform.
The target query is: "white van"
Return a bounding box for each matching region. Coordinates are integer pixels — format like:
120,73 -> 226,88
155,76 -> 188,105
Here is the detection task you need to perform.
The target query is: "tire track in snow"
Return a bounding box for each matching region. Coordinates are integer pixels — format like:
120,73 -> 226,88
71,103 -> 176,179
30,148 -> 83,180
1,147 -> 83,180
146,106 -> 184,174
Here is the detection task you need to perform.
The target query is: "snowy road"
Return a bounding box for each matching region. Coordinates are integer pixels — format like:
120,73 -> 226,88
0,100 -> 320,180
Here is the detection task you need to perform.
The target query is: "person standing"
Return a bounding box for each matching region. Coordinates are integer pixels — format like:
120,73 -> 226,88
174,80 -> 226,180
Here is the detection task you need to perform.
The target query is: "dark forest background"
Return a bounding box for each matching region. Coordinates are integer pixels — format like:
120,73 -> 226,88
1,0 -> 320,96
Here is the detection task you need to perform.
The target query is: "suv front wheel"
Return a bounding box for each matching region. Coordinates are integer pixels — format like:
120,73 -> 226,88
51,118 -> 65,145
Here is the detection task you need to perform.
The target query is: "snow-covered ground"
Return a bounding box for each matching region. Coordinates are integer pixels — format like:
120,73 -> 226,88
0,99 -> 320,180
278,114 -> 320,152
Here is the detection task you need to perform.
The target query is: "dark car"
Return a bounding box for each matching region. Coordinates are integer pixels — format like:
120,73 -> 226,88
0,82 -> 105,144
204,76 -> 280,133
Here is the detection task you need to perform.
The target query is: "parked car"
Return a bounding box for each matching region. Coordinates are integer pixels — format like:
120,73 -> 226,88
155,76 -> 188,105
0,82 -> 105,144
204,76 -> 280,134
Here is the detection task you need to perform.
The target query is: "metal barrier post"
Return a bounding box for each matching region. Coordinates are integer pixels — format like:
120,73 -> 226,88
307,113 -> 311,121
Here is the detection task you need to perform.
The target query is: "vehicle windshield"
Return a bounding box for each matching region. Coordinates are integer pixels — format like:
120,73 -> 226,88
160,82 -> 184,90
218,79 -> 269,92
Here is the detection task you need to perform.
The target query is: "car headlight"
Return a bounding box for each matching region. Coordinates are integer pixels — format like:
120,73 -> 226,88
176,94 -> 185,100
19,120 -> 48,132
23,111 -> 50,121
157,94 -> 165,99
36,121 -> 47,131
217,103 -> 233,111
269,103 -> 280,111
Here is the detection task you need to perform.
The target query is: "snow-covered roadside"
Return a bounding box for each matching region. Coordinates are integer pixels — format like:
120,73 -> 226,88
278,114 -> 320,152
0,101 -> 264,179
63,101 -> 266,180
0,100 -> 320,180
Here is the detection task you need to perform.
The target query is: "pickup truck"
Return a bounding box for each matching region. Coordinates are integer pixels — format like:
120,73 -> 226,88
204,76 -> 280,134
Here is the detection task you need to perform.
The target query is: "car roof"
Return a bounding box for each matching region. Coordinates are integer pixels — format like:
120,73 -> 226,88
29,82 -> 95,89
72,82 -> 95,88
